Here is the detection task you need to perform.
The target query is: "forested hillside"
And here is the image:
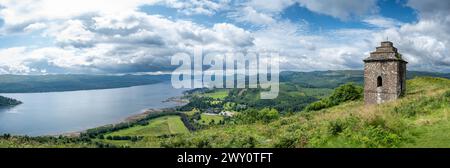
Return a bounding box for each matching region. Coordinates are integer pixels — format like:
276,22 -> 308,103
0,96 -> 21,106
0,74 -> 170,93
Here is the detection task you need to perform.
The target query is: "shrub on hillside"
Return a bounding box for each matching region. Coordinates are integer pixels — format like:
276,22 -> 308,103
259,108 -> 280,123
329,83 -> 363,104
341,125 -> 402,147
273,130 -> 308,148
304,83 -> 363,112
234,108 -> 280,124
444,90 -> 450,98
226,135 -> 257,148
303,100 -> 329,112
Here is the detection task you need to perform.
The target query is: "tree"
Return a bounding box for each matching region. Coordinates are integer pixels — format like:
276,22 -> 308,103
0,96 -> 22,106
131,136 -> 138,142
234,108 -> 279,124
258,108 -> 279,123
304,83 -> 363,112
328,83 -> 363,105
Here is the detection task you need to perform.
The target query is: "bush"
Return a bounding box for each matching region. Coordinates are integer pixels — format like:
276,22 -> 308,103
444,90 -> 450,98
235,108 -> 280,124
328,117 -> 358,136
259,108 -> 280,123
341,125 -> 402,147
226,135 -> 257,148
328,120 -> 345,136
329,83 -> 363,105
304,83 -> 362,112
160,135 -> 190,148
304,99 -> 329,111
273,131 -> 308,148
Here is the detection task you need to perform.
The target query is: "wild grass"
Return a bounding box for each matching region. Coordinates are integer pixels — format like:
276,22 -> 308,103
203,90 -> 229,100
0,136 -> 95,148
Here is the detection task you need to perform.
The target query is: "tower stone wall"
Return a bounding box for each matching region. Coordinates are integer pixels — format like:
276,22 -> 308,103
364,41 -> 407,105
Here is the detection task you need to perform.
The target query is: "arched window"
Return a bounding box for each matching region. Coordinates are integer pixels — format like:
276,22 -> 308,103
377,76 -> 382,87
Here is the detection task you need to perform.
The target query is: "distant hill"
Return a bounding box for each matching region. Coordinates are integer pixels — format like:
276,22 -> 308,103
280,70 -> 450,88
0,74 -> 170,93
220,70 -> 449,113
0,71 -> 447,93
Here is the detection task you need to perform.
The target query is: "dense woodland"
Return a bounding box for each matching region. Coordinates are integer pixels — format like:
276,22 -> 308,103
0,74 -> 170,93
0,96 -> 21,106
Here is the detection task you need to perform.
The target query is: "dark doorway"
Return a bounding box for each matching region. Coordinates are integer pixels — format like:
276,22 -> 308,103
377,76 -> 382,87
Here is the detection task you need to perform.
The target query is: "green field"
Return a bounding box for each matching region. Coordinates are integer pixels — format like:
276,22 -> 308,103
199,114 -> 224,125
105,116 -> 189,137
204,90 -> 228,99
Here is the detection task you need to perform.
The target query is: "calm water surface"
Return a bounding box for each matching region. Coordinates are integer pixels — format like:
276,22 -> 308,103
0,82 -> 186,136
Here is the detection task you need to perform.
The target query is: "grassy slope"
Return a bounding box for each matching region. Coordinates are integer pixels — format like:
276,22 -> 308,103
203,90 -> 229,99
399,78 -> 450,147
94,116 -> 189,148
0,137 -> 95,148
198,114 -> 224,125
162,77 -> 450,148
106,116 -> 188,137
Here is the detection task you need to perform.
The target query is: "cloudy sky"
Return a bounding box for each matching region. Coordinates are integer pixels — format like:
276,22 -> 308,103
0,0 -> 448,74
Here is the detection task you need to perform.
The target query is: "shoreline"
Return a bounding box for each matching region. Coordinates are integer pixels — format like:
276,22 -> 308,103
60,97 -> 189,138
59,108 -> 172,138
0,81 -> 190,138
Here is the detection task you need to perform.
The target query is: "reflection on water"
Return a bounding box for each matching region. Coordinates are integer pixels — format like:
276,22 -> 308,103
0,82 -> 186,136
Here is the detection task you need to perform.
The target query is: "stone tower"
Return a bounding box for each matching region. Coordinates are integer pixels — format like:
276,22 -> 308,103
363,41 -> 407,105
